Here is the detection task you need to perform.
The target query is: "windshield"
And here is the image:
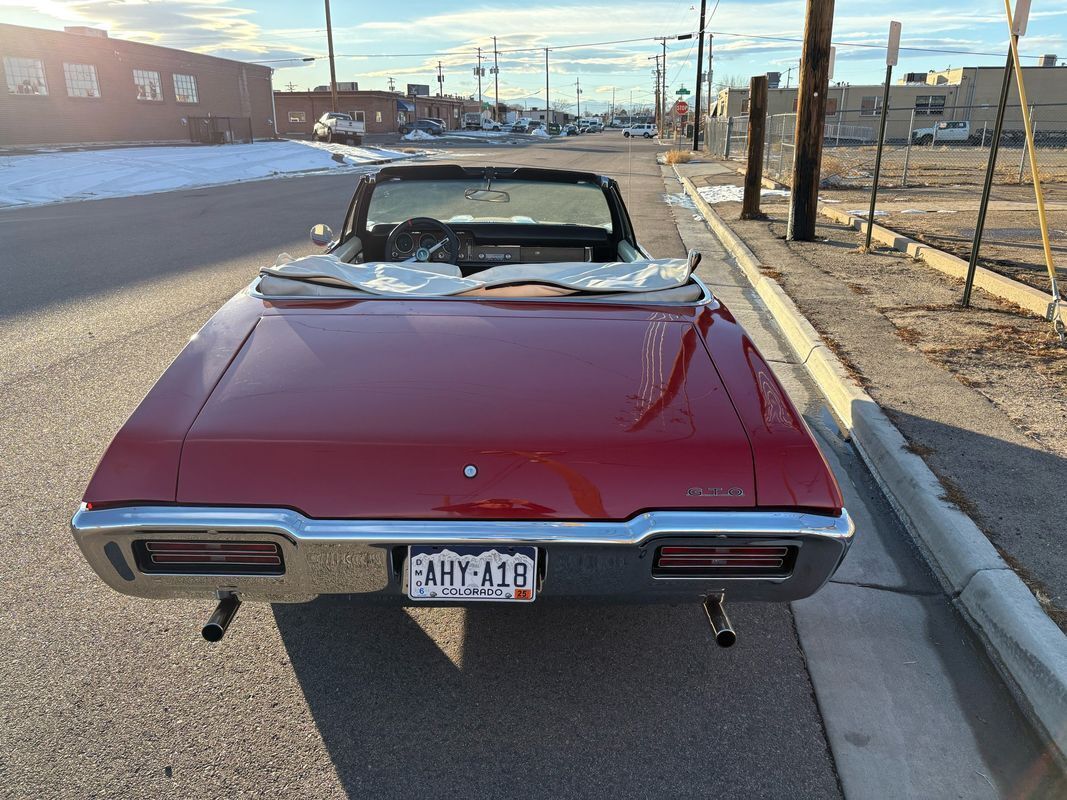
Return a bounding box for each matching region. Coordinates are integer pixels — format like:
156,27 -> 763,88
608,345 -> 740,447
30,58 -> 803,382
367,179 -> 613,229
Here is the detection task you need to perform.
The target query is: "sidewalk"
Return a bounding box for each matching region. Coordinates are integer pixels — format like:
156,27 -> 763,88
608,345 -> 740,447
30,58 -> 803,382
663,164 -> 1067,796
676,161 -> 1067,630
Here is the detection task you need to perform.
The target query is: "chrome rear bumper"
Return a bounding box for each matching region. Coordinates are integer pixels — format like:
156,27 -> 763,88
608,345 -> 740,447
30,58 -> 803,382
71,505 -> 854,603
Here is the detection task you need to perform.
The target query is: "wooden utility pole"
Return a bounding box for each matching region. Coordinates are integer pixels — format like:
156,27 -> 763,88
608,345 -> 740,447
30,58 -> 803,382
787,0 -> 835,241
323,0 -> 338,112
741,75 -> 769,219
544,49 -> 550,120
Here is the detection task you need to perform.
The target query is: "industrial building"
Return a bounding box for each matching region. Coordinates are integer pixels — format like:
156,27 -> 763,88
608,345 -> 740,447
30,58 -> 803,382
273,89 -> 481,137
710,60 -> 1066,141
0,23 -> 275,147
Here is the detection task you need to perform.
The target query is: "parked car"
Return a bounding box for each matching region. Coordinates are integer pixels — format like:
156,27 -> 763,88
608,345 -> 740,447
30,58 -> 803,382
312,111 -> 364,145
547,122 -> 561,135
423,117 -> 448,130
624,123 -> 658,139
72,163 -> 854,645
562,124 -> 580,136
911,120 -> 970,145
482,118 -> 503,131
399,119 -> 444,136
509,117 -> 533,133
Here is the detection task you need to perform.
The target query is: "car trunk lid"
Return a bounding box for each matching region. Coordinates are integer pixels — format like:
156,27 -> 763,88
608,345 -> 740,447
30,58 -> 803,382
177,310 -> 755,519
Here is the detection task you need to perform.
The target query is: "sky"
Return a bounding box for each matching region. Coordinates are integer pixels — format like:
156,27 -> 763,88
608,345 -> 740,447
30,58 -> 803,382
3,0 -> 1066,112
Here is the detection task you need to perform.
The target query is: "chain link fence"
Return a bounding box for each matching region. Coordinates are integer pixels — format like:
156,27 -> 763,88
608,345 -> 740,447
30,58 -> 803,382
703,102 -> 1067,299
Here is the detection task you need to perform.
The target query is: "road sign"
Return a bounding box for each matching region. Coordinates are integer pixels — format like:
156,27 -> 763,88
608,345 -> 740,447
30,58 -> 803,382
674,100 -> 689,116
676,86 -> 691,96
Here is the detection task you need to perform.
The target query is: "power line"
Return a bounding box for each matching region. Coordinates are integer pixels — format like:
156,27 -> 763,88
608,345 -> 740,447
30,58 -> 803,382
325,29 -> 1053,63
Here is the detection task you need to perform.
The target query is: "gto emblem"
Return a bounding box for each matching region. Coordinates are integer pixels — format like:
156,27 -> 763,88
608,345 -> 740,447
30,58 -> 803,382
687,487 -> 745,497
463,464 -> 478,478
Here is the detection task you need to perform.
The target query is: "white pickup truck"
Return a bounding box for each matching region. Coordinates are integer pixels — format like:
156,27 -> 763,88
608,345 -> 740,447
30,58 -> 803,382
312,112 -> 365,145
464,112 -> 502,131
911,120 -> 971,145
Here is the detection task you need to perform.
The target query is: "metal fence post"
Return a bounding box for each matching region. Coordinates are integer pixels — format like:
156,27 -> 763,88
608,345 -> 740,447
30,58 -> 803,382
1018,104 -> 1034,183
778,117 -> 786,178
981,120 -> 988,149
901,109 -> 914,186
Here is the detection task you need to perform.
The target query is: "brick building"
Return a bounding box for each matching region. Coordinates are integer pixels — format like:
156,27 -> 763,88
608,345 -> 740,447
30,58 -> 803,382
0,23 -> 275,146
274,89 -> 481,136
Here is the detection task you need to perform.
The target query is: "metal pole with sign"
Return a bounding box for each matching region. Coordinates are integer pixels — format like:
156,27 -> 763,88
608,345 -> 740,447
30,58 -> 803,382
864,21 -> 900,250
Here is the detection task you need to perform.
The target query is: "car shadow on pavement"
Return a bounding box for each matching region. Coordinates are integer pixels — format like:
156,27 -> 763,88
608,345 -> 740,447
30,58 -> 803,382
273,598 -> 843,800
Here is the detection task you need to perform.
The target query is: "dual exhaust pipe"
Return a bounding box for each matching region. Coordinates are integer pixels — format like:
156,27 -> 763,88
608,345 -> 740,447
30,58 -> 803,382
202,593 -> 241,642
703,593 -> 737,648
201,592 -> 735,646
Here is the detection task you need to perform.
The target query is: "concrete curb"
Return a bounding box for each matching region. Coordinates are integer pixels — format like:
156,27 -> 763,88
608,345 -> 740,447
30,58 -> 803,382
677,171 -> 1067,761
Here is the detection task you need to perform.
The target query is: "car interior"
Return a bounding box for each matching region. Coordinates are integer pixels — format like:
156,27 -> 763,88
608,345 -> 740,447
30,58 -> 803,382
256,165 -> 707,302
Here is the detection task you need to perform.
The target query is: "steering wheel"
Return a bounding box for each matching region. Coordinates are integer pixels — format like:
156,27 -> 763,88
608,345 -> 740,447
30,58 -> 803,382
385,217 -> 461,265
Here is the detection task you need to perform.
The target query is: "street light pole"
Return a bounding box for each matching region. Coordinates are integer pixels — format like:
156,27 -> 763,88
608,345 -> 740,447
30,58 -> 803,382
323,0 -> 338,113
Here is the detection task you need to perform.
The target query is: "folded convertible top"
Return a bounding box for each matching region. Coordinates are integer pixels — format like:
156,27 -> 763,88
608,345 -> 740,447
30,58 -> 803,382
257,253 -> 702,301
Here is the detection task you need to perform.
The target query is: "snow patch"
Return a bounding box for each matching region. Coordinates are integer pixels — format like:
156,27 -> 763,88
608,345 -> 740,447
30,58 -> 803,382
0,139 -> 418,208
847,209 -> 888,217
530,127 -> 551,138
403,129 -> 437,141
662,192 -> 696,209
696,184 -> 789,204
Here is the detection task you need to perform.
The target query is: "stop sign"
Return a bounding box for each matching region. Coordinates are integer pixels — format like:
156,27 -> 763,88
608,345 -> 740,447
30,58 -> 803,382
675,100 -> 689,116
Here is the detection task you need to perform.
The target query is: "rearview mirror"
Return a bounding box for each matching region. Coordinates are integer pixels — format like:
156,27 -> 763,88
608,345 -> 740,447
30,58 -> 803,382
310,223 -> 334,247
464,188 -> 510,203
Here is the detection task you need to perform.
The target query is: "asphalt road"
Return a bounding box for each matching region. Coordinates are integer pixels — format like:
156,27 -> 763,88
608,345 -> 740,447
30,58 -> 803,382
0,133 -> 1061,799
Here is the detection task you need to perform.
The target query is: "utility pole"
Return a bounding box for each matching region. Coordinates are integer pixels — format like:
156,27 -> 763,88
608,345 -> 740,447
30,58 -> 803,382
787,0 -> 836,241
475,47 -> 483,111
707,34 -> 713,106
576,77 -> 582,119
436,61 -> 444,97
692,0 -> 707,150
662,38 -> 668,134
492,36 -> 500,122
323,0 -> 338,112
544,49 -> 550,121
741,75 -> 769,219
285,81 -> 297,92
387,77 -> 395,92
611,86 -> 616,125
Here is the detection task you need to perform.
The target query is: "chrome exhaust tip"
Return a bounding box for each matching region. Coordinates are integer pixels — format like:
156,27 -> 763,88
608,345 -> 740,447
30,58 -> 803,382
703,593 -> 737,648
202,593 -> 241,642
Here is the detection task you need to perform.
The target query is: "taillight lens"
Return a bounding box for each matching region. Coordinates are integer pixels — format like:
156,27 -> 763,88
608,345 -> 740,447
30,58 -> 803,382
653,545 -> 796,577
134,540 -> 284,575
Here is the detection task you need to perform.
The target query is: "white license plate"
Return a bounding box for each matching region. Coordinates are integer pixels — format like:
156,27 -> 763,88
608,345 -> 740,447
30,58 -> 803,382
407,545 -> 538,602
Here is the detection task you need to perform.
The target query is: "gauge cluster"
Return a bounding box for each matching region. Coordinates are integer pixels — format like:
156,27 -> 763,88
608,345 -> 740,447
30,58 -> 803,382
389,230 -> 463,262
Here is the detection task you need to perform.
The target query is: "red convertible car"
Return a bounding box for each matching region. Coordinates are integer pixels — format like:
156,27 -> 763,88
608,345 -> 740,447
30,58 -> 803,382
72,165 -> 853,643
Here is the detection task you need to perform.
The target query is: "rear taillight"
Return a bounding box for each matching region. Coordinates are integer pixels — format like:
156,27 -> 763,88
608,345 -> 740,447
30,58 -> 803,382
133,540 -> 284,575
652,545 -> 796,577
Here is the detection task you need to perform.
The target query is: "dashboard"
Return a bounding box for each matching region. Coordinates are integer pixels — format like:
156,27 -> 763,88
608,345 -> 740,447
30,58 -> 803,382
384,227 -> 594,266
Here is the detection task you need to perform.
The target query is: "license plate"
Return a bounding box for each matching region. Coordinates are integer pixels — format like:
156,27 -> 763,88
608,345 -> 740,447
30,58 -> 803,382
407,545 -> 538,602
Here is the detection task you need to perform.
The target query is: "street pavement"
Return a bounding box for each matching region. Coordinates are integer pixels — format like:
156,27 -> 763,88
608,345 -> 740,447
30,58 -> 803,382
0,133 -> 1061,799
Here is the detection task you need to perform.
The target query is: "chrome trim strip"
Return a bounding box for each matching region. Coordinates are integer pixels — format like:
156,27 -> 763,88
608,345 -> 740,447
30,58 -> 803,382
73,505 -> 851,546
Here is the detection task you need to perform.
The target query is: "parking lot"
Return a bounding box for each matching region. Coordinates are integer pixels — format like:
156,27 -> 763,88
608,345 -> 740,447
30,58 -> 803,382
2,133 -> 1063,798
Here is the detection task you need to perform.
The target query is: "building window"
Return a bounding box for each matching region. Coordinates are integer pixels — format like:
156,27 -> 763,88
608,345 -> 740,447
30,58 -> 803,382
4,56 -> 48,95
63,63 -> 100,98
288,111 -> 306,123
375,111 -> 382,123
133,69 -> 163,101
915,95 -> 946,115
173,73 -> 198,103
347,110 -> 365,123
860,96 -> 882,116
741,99 -> 750,114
